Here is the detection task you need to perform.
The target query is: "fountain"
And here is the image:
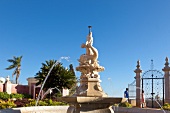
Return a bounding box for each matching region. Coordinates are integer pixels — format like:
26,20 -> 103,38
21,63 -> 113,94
58,26 -> 127,113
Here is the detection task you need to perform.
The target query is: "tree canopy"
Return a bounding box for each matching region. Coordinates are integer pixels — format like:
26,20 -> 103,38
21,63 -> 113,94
35,60 -> 77,94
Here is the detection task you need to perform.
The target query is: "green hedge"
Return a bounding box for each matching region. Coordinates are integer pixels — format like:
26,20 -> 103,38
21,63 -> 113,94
0,92 -> 32,100
0,99 -> 67,109
163,103 -> 170,111
118,102 -> 132,108
0,92 -> 67,109
0,100 -> 16,109
25,99 -> 68,107
10,93 -> 24,99
0,92 -> 10,100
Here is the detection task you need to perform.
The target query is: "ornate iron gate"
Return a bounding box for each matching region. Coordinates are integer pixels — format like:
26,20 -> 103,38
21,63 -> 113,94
128,80 -> 136,99
141,68 -> 164,108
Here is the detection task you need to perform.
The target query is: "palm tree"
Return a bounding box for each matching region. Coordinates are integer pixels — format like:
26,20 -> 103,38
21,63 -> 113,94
35,60 -> 76,96
6,56 -> 22,84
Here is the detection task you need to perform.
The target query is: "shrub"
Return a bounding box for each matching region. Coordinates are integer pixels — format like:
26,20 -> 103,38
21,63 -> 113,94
119,102 -> 132,108
0,92 -> 32,101
10,93 -> 24,99
25,100 -> 35,107
25,99 -> 68,107
23,93 -> 32,98
14,98 -> 30,107
47,99 -> 53,105
25,100 -> 47,106
163,103 -> 170,111
46,99 -> 67,106
0,100 -> 16,109
51,101 -> 68,106
0,92 -> 10,100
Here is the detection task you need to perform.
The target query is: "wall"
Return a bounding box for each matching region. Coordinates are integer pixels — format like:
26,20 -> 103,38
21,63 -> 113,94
0,84 -> 4,92
0,77 -> 67,98
9,84 -> 29,94
0,83 -> 29,95
0,77 -> 39,98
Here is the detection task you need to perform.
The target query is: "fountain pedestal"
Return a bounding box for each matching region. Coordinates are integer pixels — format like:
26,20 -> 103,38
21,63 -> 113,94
77,78 -> 107,97
86,78 -> 106,97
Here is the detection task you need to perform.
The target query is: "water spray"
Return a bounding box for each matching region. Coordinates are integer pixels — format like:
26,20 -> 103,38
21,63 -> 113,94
35,56 -> 70,106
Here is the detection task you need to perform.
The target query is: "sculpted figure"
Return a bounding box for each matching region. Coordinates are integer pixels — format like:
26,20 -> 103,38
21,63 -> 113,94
76,28 -> 104,79
80,32 -> 98,65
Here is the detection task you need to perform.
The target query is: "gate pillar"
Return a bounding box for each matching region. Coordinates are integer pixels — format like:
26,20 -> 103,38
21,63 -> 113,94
162,57 -> 170,103
134,60 -> 142,107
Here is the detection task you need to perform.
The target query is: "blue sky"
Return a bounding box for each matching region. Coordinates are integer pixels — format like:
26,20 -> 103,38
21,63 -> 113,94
0,0 -> 170,97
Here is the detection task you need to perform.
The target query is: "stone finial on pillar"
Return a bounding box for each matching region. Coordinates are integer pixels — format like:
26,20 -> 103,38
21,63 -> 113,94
134,60 -> 142,73
5,76 -> 12,94
165,57 -> 169,67
162,57 -> 170,103
134,60 -> 142,107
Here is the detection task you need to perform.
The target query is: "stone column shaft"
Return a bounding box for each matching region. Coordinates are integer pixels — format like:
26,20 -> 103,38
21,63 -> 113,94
165,71 -> 170,103
134,60 -> 142,107
162,57 -> 170,103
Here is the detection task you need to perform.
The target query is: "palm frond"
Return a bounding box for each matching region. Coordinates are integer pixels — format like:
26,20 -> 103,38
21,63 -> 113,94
7,59 -> 15,63
6,65 -> 16,70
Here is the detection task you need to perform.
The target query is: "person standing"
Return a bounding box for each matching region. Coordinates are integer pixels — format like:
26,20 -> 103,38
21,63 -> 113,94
124,88 -> 129,99
141,90 -> 146,108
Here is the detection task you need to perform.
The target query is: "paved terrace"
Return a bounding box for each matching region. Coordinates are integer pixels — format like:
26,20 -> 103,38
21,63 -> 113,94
0,106 -> 169,113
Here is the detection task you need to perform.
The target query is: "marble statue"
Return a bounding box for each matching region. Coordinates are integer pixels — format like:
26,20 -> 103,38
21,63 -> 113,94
80,32 -> 98,65
76,29 -> 104,79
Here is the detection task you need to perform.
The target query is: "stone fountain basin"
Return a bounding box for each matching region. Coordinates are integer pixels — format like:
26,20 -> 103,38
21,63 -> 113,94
58,96 -> 127,104
58,97 -> 127,112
